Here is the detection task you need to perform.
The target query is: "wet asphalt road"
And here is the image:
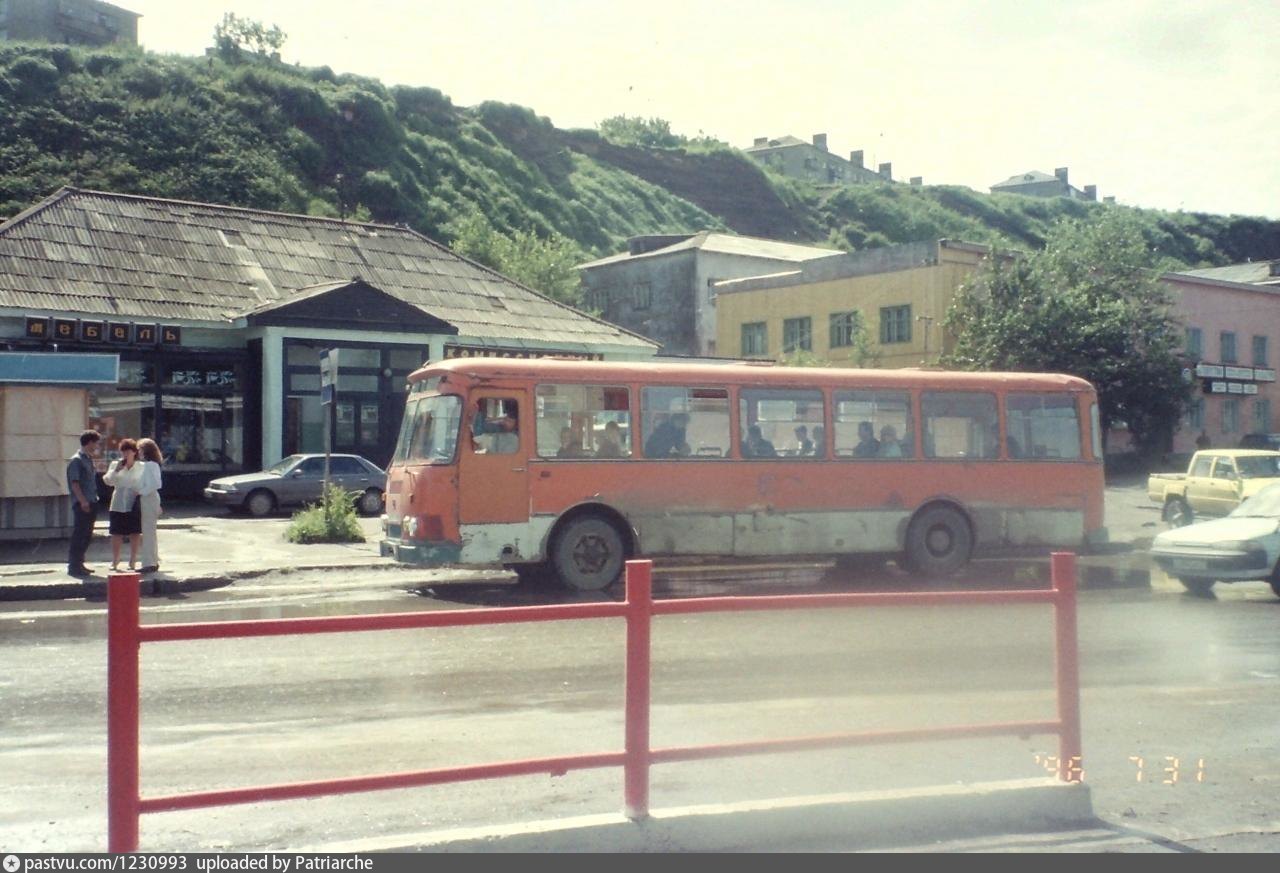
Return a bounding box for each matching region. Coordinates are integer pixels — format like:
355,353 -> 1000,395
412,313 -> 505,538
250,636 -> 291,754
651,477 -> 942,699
1,558 -> 1278,853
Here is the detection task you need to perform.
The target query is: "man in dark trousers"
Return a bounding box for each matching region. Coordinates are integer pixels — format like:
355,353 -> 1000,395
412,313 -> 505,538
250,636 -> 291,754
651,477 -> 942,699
66,429 -> 101,578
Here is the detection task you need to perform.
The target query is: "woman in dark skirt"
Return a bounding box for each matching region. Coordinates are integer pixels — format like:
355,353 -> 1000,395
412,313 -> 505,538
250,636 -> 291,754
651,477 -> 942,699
103,439 -> 143,571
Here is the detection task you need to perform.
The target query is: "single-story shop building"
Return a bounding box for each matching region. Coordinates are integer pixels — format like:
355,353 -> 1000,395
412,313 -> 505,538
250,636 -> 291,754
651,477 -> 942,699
0,188 -> 656,497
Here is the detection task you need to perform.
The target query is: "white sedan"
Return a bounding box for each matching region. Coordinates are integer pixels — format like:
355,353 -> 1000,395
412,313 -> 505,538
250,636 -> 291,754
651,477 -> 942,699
1151,482 -> 1280,596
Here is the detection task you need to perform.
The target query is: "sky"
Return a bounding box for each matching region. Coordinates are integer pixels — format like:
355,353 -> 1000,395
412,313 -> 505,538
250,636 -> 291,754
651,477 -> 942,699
119,0 -> 1279,219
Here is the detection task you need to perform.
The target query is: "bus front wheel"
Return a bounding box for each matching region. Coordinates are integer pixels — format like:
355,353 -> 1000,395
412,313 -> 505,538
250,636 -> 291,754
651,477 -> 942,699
903,506 -> 973,577
552,516 -> 625,592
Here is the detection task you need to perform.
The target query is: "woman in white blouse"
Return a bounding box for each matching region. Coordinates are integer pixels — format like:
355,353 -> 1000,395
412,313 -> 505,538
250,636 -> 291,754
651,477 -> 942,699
136,438 -> 164,574
102,440 -> 143,571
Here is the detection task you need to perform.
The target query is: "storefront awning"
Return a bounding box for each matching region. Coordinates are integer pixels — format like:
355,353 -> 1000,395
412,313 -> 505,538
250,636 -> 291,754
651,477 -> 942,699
0,352 -> 119,384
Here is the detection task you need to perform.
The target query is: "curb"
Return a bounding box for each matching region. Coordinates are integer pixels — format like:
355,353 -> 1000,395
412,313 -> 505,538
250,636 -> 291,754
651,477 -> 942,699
301,778 -> 1094,853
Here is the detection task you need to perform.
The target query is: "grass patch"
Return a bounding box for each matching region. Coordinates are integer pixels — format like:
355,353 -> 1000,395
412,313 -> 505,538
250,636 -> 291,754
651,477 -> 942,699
285,483 -> 366,544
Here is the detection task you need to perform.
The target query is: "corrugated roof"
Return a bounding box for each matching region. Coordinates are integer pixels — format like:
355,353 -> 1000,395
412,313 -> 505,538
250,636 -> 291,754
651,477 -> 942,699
576,231 -> 840,269
0,188 -> 655,349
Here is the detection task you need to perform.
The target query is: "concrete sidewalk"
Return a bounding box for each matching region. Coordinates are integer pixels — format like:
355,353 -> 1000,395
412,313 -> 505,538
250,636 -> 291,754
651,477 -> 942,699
0,503 -> 389,600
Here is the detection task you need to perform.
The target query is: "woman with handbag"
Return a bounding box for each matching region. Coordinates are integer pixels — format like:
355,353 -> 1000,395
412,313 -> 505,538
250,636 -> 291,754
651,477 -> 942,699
136,438 -> 164,574
102,439 -> 143,571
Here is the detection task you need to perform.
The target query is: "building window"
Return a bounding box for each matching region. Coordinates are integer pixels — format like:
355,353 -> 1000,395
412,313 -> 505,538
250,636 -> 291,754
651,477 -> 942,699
632,282 -> 652,311
1185,327 -> 1202,358
1253,335 -> 1268,367
829,311 -> 862,349
1221,331 -> 1237,363
880,305 -> 912,344
1223,398 -> 1240,434
1255,399 -> 1271,433
741,322 -> 768,358
1187,398 -> 1205,430
782,317 -> 812,353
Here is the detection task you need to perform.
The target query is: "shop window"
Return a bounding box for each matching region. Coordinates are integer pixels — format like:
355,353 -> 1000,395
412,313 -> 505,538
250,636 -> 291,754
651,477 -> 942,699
536,384 -> 631,459
922,392 -> 999,459
389,348 -> 427,371
1223,398 -> 1240,434
739,389 -> 824,459
834,390 -> 914,459
641,386 -> 729,459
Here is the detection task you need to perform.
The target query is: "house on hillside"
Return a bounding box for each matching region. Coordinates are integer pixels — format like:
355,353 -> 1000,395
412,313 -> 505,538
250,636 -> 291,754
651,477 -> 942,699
744,134 -> 897,186
0,188 -> 655,495
990,167 -> 1098,201
576,232 -> 844,357
713,239 -> 989,368
0,0 -> 139,46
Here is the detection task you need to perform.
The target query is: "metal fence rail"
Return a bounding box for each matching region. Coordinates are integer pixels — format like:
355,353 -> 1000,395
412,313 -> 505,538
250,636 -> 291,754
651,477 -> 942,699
106,552 -> 1082,852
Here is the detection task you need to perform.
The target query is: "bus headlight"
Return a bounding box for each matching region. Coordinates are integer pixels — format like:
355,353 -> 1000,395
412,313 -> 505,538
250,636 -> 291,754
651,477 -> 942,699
403,516 -> 420,539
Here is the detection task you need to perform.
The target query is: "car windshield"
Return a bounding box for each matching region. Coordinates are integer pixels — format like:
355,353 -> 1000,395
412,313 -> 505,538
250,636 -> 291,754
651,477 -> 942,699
1230,484 -> 1280,518
1235,455 -> 1280,479
264,455 -> 304,475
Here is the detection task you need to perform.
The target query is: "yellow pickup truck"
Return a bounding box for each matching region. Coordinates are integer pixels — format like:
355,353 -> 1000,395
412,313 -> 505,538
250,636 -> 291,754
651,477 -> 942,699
1148,449 -> 1280,526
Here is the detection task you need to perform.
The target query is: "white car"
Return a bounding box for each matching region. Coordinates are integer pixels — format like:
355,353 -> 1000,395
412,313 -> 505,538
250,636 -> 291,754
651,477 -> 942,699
1151,482 -> 1280,596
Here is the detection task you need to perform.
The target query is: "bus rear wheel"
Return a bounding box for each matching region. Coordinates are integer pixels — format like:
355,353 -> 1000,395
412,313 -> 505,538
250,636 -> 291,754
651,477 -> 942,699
903,506 -> 973,577
552,516 -> 625,592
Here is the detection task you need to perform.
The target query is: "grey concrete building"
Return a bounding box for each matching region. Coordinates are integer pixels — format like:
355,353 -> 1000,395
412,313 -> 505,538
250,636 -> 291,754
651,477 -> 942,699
577,232 -> 843,357
0,0 -> 139,46
990,167 -> 1098,201
744,134 -> 894,186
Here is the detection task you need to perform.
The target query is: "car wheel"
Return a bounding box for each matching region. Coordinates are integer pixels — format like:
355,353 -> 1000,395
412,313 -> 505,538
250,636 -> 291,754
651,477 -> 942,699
551,515 -> 626,592
1270,563 -> 1280,599
245,489 -> 276,518
1163,498 -> 1193,528
1178,576 -> 1215,595
357,488 -> 383,516
903,505 -> 973,577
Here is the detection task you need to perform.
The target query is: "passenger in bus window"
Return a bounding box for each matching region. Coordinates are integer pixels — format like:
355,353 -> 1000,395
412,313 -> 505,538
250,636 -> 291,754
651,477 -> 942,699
474,401 -> 519,454
878,425 -> 904,458
557,426 -> 586,458
854,421 -> 881,457
794,425 -> 814,455
644,413 -> 691,458
596,421 -> 626,458
744,424 -> 777,458
811,425 -> 826,458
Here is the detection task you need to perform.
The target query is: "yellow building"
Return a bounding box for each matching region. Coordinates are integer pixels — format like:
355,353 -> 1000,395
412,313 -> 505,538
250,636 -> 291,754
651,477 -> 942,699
714,239 -> 989,367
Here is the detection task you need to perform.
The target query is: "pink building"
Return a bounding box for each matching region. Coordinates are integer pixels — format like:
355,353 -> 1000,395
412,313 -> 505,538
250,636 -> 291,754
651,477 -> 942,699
1159,271 -> 1280,453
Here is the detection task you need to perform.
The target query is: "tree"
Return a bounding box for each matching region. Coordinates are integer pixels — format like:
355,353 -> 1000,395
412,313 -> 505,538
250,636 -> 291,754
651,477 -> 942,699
596,115 -> 682,149
446,212 -> 586,306
213,13 -> 287,61
943,212 -> 1191,455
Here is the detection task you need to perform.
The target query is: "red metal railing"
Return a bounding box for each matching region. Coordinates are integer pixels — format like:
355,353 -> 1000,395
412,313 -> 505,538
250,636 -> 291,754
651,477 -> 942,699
106,552 -> 1083,852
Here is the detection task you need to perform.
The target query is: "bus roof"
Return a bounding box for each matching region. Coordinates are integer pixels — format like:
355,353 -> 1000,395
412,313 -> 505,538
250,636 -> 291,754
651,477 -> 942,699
411,357 -> 1096,394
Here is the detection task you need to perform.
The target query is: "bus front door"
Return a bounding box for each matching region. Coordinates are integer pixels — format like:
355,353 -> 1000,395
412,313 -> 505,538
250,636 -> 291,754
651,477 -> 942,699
459,391 -> 530,525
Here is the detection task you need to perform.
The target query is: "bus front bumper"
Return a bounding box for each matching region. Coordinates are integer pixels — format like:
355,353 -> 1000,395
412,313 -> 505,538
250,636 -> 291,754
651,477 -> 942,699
379,538 -> 462,565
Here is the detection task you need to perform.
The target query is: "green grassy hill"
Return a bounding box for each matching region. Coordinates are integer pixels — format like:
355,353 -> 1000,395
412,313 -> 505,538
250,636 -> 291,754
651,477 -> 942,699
2,43 -> 1276,295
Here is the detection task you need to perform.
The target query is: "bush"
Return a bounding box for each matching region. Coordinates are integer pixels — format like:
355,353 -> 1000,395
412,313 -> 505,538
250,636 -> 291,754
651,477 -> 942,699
285,482 -> 365,544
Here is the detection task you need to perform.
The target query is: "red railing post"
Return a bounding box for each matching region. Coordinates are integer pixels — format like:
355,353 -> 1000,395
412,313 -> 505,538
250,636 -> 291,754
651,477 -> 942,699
623,560 -> 653,819
1051,551 -> 1083,782
107,571 -> 142,853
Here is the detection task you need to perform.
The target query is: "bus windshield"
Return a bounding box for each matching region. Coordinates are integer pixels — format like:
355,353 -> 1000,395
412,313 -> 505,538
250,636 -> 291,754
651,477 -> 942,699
392,394 -> 461,464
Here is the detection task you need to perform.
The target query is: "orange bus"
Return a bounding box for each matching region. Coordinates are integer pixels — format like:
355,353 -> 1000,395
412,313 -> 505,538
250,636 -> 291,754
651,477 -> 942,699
380,358 -> 1106,590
